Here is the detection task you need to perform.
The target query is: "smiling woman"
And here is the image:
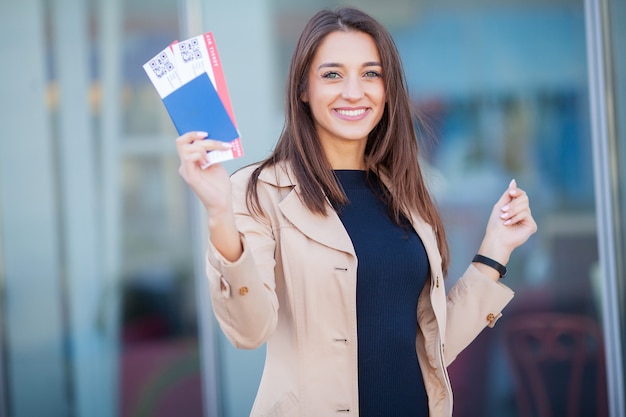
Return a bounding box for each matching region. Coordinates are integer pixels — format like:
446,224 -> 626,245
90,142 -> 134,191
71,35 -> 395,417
175,6 -> 536,417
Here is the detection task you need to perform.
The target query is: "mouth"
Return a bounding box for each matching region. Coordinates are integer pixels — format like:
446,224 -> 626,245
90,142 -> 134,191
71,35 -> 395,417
334,108 -> 369,118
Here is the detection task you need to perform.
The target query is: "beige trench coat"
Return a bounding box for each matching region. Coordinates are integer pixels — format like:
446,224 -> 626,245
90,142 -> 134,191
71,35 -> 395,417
206,163 -> 515,417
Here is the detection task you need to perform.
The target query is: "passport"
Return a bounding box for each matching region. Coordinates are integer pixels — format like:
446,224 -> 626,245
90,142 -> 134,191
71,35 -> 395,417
162,72 -> 239,143
143,32 -> 243,166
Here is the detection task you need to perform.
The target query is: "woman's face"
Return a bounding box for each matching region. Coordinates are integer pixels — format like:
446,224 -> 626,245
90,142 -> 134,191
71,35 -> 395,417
302,30 -> 385,159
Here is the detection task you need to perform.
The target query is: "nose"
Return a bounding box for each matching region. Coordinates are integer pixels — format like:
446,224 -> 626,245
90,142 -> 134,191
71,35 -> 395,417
341,76 -> 364,101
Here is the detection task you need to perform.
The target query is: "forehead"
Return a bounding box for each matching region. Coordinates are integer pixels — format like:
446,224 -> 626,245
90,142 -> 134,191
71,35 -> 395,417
312,30 -> 381,65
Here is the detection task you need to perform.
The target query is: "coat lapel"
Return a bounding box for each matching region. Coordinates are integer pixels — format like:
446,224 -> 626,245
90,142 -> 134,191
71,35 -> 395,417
258,163 -> 356,256
278,188 -> 355,255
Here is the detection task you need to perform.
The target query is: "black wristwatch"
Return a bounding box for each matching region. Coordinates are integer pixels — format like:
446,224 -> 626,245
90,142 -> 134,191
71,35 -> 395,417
472,254 -> 507,278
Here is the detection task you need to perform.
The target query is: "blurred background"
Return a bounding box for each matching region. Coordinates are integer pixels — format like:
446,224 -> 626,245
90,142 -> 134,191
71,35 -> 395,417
0,0 -> 624,416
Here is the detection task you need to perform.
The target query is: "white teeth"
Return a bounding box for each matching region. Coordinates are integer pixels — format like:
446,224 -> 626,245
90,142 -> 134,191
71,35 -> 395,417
336,109 -> 366,117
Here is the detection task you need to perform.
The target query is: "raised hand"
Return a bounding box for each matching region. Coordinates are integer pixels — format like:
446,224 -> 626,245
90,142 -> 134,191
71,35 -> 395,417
476,179 -> 538,279
176,131 -> 233,213
175,131 -> 242,261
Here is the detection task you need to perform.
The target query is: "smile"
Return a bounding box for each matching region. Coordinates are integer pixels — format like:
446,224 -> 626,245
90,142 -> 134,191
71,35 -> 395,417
335,108 -> 368,117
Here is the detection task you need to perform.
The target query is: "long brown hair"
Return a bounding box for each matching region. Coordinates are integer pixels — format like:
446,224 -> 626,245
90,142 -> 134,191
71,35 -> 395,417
246,7 -> 449,274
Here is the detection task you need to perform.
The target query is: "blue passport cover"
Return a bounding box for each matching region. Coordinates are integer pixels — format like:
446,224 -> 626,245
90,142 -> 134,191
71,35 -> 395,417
162,73 -> 239,141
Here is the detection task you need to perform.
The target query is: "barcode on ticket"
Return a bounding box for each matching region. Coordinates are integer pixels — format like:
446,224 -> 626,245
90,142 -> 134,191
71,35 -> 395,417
148,52 -> 176,78
177,38 -> 202,63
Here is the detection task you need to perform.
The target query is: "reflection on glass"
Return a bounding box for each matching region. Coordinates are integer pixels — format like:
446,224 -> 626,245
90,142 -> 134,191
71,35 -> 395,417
117,1 -> 204,415
608,0 -> 626,395
119,156 -> 203,417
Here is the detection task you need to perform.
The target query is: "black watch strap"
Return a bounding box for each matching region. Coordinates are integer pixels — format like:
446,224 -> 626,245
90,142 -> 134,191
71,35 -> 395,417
472,254 -> 507,278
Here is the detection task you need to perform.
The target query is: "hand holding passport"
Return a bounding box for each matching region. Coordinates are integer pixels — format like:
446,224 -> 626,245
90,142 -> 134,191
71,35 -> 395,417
143,33 -> 243,167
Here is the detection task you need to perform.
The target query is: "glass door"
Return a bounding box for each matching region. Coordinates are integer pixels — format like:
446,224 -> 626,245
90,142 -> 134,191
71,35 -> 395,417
0,0 -> 209,415
587,0 -> 626,414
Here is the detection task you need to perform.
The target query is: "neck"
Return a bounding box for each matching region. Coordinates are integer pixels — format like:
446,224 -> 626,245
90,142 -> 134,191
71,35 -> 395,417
321,142 -> 367,170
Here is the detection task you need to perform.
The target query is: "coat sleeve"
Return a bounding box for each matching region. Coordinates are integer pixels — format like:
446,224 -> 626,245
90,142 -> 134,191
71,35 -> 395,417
443,264 -> 514,366
205,169 -> 279,350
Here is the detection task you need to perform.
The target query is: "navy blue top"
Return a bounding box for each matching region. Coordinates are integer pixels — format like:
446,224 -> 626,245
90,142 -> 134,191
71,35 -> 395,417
335,170 -> 429,417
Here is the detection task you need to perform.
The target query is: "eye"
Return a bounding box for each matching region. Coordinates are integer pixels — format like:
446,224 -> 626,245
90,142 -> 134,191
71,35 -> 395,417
364,70 -> 381,78
322,71 -> 341,79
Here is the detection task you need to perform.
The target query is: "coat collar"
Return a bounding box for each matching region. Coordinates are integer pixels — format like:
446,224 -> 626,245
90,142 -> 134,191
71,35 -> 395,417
257,162 -> 297,187
255,162 -> 440,267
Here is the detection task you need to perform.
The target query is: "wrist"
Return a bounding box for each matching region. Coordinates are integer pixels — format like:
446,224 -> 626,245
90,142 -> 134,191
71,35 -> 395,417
207,209 -> 242,263
473,254 -> 507,278
207,209 -> 234,230
206,200 -> 234,225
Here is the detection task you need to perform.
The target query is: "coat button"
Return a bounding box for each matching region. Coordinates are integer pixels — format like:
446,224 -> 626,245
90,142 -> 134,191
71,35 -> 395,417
486,313 -> 495,322
239,286 -> 249,296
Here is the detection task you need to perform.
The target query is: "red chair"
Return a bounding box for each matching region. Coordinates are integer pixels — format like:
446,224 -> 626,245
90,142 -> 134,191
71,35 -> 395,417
502,313 -> 608,417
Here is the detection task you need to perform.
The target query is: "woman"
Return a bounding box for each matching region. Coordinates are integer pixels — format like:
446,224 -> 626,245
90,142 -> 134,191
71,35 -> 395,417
176,7 -> 537,417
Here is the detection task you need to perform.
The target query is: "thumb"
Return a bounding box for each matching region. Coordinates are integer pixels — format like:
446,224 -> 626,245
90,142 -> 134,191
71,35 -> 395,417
496,179 -> 517,206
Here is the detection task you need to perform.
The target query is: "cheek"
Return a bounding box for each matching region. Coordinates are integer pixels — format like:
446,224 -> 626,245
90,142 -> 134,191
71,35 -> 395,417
305,88 -> 332,112
377,85 -> 386,104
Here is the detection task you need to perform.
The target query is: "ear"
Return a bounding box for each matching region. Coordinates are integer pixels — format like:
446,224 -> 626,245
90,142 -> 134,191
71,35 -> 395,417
301,90 -> 309,103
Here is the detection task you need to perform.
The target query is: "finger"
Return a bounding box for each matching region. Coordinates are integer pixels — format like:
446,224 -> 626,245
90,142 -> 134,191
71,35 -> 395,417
184,150 -> 209,163
504,180 -> 530,205
179,155 -> 208,179
500,201 -> 531,224
493,179 -> 517,209
499,181 -> 528,205
176,131 -> 208,150
199,139 -> 233,152
500,192 -> 529,213
508,186 -> 528,200
178,141 -> 210,167
503,208 -> 532,226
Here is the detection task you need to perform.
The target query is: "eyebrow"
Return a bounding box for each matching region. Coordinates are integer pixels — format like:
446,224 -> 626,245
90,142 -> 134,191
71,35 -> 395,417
317,61 -> 382,70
